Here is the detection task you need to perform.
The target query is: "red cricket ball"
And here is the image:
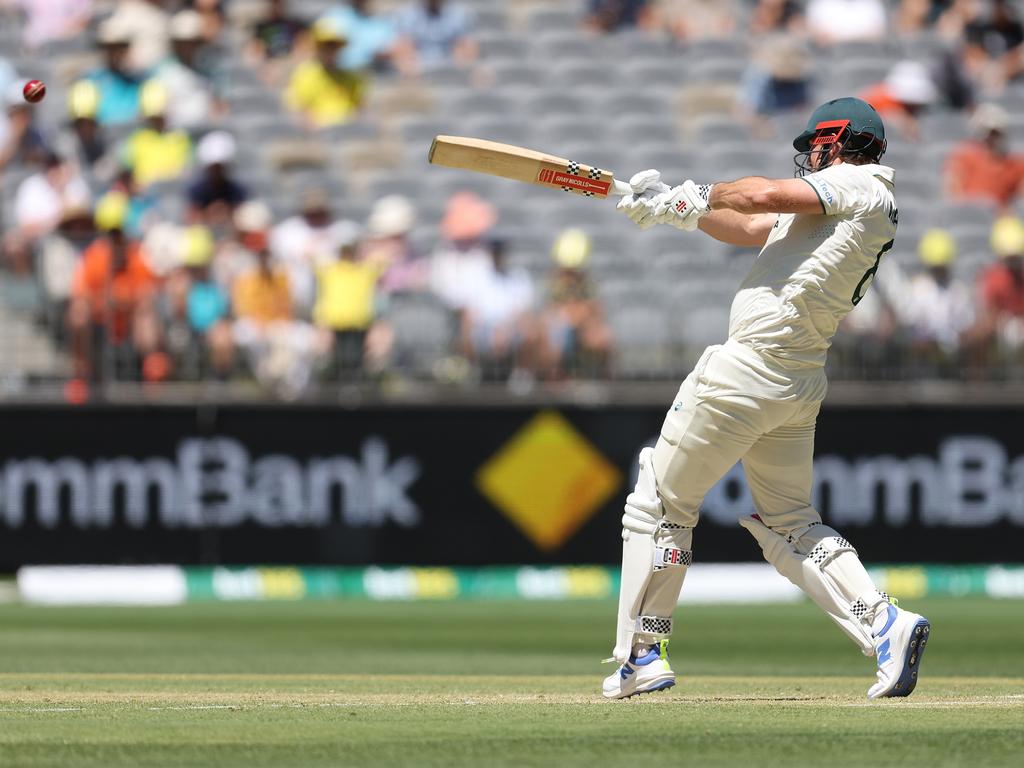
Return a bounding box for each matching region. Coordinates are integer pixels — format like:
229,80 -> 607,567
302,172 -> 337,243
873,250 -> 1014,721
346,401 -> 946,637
23,79 -> 46,104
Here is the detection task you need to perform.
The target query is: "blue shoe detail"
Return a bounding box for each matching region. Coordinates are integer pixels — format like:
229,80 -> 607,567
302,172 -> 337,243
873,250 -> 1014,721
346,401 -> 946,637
885,618 -> 930,698
876,638 -> 891,665
632,647 -> 661,666
876,604 -> 898,637
620,664 -> 635,680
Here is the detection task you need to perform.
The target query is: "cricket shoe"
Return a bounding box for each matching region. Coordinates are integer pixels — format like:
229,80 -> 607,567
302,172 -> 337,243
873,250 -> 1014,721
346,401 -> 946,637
867,603 -> 931,699
602,642 -> 675,699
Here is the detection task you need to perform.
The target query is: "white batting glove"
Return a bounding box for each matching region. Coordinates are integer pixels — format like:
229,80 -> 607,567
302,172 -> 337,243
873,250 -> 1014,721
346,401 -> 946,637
615,169 -> 671,229
649,180 -> 714,231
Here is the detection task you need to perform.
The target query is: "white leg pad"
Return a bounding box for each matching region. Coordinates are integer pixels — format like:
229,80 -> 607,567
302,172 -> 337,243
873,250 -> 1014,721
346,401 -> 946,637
740,515 -> 886,656
612,447 -> 692,664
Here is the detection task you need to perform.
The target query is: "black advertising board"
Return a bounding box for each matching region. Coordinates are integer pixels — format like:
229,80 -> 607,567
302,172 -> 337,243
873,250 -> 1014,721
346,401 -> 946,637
0,404 -> 1021,568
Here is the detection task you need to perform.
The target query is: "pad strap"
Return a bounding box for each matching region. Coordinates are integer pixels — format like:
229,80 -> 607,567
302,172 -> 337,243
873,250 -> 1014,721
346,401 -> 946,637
806,535 -> 856,566
851,591 -> 890,621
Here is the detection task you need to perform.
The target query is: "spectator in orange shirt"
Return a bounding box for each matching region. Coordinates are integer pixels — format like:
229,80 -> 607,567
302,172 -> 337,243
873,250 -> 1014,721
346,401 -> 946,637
860,60 -> 937,141
68,191 -> 159,380
976,216 -> 1024,354
945,103 -> 1024,208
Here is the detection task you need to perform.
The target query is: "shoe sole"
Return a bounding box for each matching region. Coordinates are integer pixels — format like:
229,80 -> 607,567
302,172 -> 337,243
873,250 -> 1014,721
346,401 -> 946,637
609,676 -> 675,700
883,619 -> 930,698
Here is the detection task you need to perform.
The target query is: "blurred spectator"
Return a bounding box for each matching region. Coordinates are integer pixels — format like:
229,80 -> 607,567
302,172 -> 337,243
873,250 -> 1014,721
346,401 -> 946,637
7,152 -> 90,270
0,82 -> 49,170
104,0 -> 171,72
944,103 -> 1024,208
232,233 -> 323,395
539,229 -> 612,379
314,223 -> 387,377
364,195 -> 428,294
960,0 -> 1024,93
87,19 -> 144,126
57,80 -> 111,176
896,0 -> 949,34
180,225 -> 233,378
68,192 -> 159,380
285,16 -> 368,128
806,0 -> 887,44
232,233 -> 293,329
14,0 -> 90,50
38,199 -> 93,338
458,239 -> 538,381
187,131 -> 248,228
977,216 -> 1024,350
153,9 -> 223,130
749,0 -> 805,36
214,199 -> 270,293
656,0 -> 738,41
860,61 -> 938,141
328,0 -> 398,72
251,0 -> 308,58
394,0 -> 477,75
121,81 -> 193,189
190,0 -> 227,43
247,0 -> 309,84
271,187 -> 339,317
430,191 -> 495,312
740,36 -> 812,117
585,0 -> 655,33
897,230 -> 975,354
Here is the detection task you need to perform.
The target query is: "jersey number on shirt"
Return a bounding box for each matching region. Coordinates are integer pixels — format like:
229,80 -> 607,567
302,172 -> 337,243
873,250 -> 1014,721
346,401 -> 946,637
851,239 -> 894,306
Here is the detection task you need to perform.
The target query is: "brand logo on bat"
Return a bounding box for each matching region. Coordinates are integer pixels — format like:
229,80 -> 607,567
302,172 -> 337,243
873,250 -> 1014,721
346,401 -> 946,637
536,168 -> 610,195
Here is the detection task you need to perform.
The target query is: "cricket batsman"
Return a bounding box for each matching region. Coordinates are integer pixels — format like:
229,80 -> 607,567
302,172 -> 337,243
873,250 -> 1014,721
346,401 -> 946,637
603,97 -> 930,700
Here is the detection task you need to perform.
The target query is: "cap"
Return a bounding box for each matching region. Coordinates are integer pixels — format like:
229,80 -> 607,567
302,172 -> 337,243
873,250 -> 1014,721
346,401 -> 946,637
331,219 -> 362,249
793,97 -> 886,152
68,80 -> 100,119
552,228 -> 591,268
441,191 -> 496,241
233,200 -> 273,233
139,79 -> 169,118
311,16 -> 349,44
196,131 -> 236,166
991,216 -> 1024,258
367,195 -> 415,237
885,61 -> 937,106
170,9 -> 204,41
96,18 -> 132,46
918,229 -> 956,267
95,191 -> 129,231
970,103 -> 1009,135
181,225 -> 215,267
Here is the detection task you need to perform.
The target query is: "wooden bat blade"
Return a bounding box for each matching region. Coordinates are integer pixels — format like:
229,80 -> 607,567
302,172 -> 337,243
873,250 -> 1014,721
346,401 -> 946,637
428,135 -> 628,198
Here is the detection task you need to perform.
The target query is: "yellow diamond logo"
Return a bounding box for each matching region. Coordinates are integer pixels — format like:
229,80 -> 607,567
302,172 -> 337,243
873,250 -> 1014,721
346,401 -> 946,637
476,411 -> 622,551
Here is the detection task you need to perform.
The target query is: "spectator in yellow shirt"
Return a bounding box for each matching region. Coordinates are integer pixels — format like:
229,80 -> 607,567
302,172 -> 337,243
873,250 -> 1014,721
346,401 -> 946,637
233,233 -> 293,326
314,224 -> 385,376
121,80 -> 193,189
285,16 -> 367,128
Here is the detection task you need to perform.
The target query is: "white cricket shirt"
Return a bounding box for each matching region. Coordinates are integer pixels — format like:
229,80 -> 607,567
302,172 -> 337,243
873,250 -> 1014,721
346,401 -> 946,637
729,162 -> 898,383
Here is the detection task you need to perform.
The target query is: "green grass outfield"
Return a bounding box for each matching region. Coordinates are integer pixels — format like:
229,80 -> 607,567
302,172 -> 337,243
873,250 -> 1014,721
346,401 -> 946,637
0,597 -> 1021,767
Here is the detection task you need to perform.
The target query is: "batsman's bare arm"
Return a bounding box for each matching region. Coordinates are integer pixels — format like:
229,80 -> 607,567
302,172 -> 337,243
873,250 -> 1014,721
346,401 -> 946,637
697,176 -> 825,247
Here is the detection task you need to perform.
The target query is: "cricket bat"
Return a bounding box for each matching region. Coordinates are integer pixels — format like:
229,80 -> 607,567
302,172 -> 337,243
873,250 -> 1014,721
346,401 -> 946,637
428,135 -> 634,199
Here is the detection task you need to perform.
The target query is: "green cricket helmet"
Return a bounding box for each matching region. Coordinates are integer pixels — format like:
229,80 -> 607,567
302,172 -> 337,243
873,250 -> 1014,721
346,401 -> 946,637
792,97 -> 887,176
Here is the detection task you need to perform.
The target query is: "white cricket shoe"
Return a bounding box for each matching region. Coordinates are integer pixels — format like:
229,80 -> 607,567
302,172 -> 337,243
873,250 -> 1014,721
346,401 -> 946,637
602,642 -> 675,699
867,603 -> 931,699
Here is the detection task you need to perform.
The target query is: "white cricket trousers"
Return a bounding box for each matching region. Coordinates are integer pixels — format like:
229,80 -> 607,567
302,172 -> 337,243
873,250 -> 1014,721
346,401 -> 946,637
652,339 -> 827,533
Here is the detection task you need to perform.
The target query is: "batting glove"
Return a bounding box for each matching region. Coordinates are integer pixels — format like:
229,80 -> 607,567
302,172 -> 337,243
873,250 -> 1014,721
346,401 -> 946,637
615,169 -> 671,229
649,180 -> 714,232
